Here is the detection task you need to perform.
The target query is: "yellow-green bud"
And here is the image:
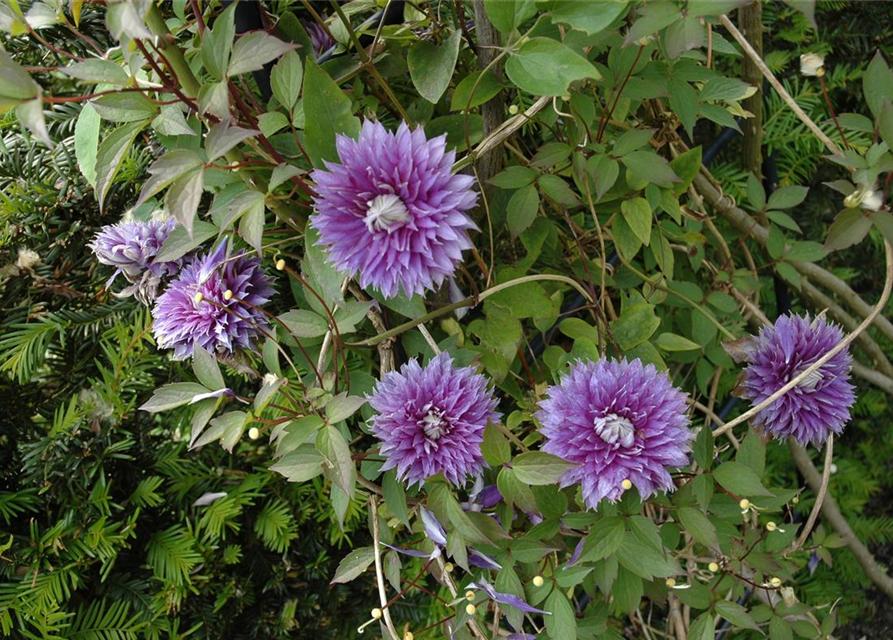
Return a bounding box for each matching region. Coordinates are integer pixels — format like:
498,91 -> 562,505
766,521 -> 777,532
532,575 -> 544,587
371,608 -> 382,620
248,427 -> 260,440
621,479 -> 633,490
665,578 -> 676,588
194,292 -> 204,304
465,603 -> 476,616
708,562 -> 719,572
275,258 -> 286,271
739,499 -> 751,510
224,289 -> 233,301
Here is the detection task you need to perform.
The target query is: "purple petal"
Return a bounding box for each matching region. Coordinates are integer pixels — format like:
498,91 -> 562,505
468,548 -> 502,570
421,506 -> 448,547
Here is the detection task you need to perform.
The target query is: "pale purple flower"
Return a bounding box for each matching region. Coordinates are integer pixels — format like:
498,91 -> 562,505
310,120 -> 478,298
302,19 -> 335,57
740,313 -> 855,446
535,358 -> 692,510
152,240 -> 275,359
467,580 -> 549,615
89,219 -> 178,302
368,352 -> 499,487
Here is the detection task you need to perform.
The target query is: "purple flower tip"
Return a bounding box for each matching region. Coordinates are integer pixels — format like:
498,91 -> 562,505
152,241 -> 275,359
535,358 -> 693,510
310,120 -> 478,299
741,313 -> 855,446
89,218 -> 178,302
368,352 -> 499,487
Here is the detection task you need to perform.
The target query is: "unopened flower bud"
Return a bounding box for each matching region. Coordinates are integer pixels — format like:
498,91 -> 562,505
465,591 -> 475,601
739,499 -> 751,510
708,562 -> 719,572
465,603 -> 476,615
224,289 -> 233,301
371,608 -> 382,620
508,104 -> 519,115
194,292 -> 204,304
532,575 -> 544,587
248,427 -> 260,440
621,479 -> 633,490
665,578 -> 676,587
770,577 -> 782,588
766,521 -> 777,532
275,258 -> 286,271
444,562 -> 454,572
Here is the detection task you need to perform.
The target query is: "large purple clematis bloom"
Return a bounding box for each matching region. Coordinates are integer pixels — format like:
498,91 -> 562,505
368,353 -> 499,487
310,120 -> 478,298
740,313 -> 855,446
535,358 -> 692,510
152,240 -> 275,359
89,219 -> 178,302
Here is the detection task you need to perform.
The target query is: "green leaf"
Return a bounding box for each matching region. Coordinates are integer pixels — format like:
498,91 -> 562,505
871,210 -> 893,247
612,303 -> 660,350
325,394 -> 367,423
228,32 -> 296,76
490,166 -> 537,189
408,30 -> 461,104
767,186 -> 808,210
545,589 -> 577,640
507,184 -> 540,237
62,59 -> 129,85
579,517 -> 626,562
665,15 -> 704,59
91,92 -> 157,122
512,452 -> 577,485
156,220 -> 218,262
786,241 -> 825,263
317,424 -> 355,499
612,567 -> 643,614
677,507 -> 718,549
270,444 -> 325,482
303,224 -> 347,305
95,120 -> 146,211
484,0 -> 537,33
505,38 -> 600,97
195,410 -> 248,452
271,50 -> 303,111
279,309 -> 329,338
687,0 -> 749,16
668,77 -> 698,139
486,281 -> 554,319
206,121 -> 258,162
825,209 -> 872,252
139,382 -> 211,413
715,601 -> 763,633
688,613 -> 716,640
624,1 -> 681,45
767,224 -> 785,260
622,151 -> 679,186
137,149 -> 204,208
693,425 -> 714,470
481,423 -> 511,466
201,4 -> 235,80
152,104 -> 196,137
193,345 -> 225,390
451,69 -> 502,111
864,51 -> 893,119
550,0 -> 628,35
330,547 -> 374,584
879,99 -> 893,151
165,168 -> 204,236
302,58 -> 360,167
769,616 -> 793,640
621,198 -> 652,246
0,46 -> 40,101
654,333 -> 700,352
775,261 -> 801,289
617,537 -> 680,579
382,471 -> 410,527
74,103 -> 100,187
700,77 -> 756,102
712,461 -> 773,497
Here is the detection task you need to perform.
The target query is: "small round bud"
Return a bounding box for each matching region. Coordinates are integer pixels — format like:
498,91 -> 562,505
830,463 -> 838,474
708,562 -> 719,573
465,591 -> 475,601
275,258 -> 286,271
404,634 -> 414,640
665,578 -> 676,588
465,603 -> 476,616
194,292 -> 204,304
444,562 -> 454,572
248,427 -> 260,440
561,94 -> 571,102
532,575 -> 544,587
621,479 -> 633,491
792,496 -> 800,505
223,289 -> 234,301
739,499 -> 751,510
770,577 -> 782,588
766,521 -> 777,532
508,104 -> 519,115
371,608 -> 383,620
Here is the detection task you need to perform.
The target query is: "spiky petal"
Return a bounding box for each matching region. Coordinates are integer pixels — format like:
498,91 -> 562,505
310,120 -> 478,299
151,240 -> 275,359
535,358 -> 692,510
368,353 -> 499,487
741,313 -> 855,446
89,219 -> 178,302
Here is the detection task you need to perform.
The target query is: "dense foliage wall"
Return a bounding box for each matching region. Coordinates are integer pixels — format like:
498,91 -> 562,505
2,1 -> 893,639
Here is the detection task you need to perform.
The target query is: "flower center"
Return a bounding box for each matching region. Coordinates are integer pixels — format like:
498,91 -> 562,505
594,413 -> 635,448
364,194 -> 409,233
794,367 -> 824,390
420,403 -> 448,440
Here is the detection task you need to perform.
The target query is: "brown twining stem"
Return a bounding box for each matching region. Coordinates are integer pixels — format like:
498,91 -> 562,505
596,45 -> 644,143
189,0 -> 206,34
818,73 -> 849,149
135,39 -> 202,114
27,23 -> 84,61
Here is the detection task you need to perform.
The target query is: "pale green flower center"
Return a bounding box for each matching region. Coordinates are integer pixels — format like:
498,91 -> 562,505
594,413 -> 635,448
365,194 -> 409,233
